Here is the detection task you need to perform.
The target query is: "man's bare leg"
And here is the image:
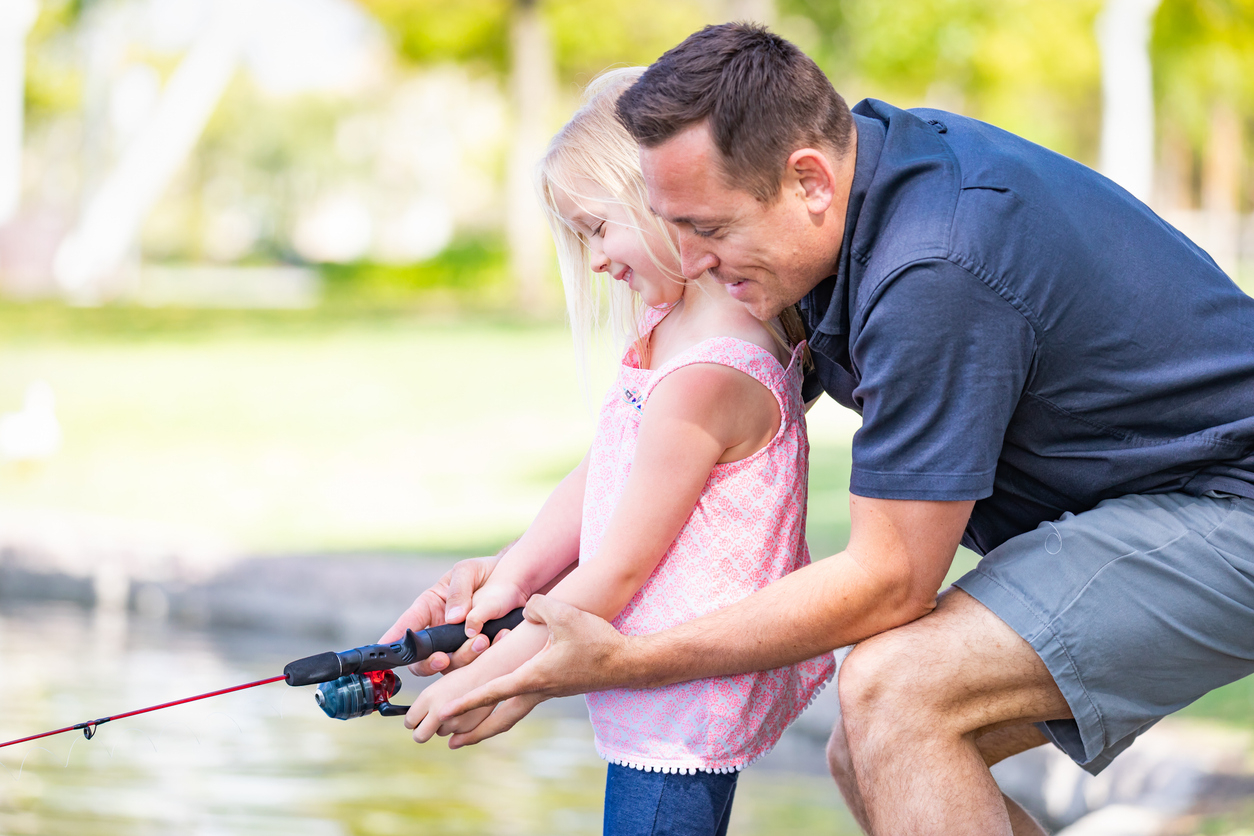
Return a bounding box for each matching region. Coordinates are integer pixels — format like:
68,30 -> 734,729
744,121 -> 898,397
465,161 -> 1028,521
828,715 -> 1050,835
837,589 -> 1071,835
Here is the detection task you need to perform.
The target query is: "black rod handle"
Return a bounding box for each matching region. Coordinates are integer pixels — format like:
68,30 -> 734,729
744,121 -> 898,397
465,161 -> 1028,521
284,607 -> 526,686
412,608 -> 526,658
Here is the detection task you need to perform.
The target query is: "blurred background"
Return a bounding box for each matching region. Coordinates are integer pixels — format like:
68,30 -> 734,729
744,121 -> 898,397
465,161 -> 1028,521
1,1 -> 1253,834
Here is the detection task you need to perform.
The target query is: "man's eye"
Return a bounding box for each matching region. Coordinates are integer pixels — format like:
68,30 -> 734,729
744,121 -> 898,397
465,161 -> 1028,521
693,227 -> 718,238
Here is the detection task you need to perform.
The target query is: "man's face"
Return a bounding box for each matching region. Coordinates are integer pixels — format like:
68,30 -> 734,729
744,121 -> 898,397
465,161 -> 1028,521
639,122 -> 840,321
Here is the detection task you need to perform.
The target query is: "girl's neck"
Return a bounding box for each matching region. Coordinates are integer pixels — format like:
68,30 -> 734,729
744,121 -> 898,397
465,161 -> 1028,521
645,274 -> 779,369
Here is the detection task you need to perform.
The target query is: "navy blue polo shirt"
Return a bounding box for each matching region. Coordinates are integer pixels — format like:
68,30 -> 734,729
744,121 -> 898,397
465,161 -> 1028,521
800,99 -> 1254,556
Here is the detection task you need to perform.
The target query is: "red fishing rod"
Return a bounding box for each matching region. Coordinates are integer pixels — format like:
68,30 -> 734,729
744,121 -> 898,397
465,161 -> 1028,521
0,675 -> 287,749
0,608 -> 524,749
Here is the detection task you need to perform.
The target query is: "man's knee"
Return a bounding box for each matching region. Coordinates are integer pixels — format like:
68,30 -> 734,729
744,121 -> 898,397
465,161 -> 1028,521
842,589 -> 1070,735
826,716 -> 853,780
838,632 -> 941,737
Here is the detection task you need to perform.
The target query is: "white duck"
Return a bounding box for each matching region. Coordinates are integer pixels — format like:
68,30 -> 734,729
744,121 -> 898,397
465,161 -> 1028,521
0,381 -> 62,463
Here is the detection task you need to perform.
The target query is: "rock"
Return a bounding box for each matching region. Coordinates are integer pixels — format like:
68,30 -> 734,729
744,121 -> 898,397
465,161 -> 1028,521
1054,805 -> 1170,836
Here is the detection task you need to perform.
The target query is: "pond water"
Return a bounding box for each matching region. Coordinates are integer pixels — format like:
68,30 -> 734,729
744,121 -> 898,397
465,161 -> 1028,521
0,602 -> 858,836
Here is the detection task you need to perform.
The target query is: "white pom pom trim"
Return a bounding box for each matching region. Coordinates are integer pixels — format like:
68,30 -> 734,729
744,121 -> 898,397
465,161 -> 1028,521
597,673 -> 832,776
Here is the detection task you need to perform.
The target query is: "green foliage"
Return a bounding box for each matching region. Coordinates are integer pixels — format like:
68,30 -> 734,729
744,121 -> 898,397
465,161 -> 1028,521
782,0 -> 1105,161
542,0 -> 709,83
356,0 -> 710,83
358,0 -> 512,72
1153,0 -> 1254,145
23,0 -> 84,123
319,236 -> 512,308
142,76 -> 349,263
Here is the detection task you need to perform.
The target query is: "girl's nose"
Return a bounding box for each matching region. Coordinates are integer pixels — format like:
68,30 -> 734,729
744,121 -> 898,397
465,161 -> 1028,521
590,248 -> 610,273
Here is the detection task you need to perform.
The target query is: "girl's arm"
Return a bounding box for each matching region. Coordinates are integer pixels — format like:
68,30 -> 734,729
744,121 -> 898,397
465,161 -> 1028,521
407,363 -> 780,742
458,450 -> 591,635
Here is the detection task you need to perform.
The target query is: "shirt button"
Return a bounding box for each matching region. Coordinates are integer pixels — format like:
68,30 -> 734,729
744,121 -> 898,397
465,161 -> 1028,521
928,119 -> 948,134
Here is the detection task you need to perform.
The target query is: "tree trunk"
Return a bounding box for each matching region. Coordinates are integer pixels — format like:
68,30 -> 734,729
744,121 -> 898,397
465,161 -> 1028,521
1096,0 -> 1161,205
0,0 -> 38,227
505,0 -> 557,315
53,2 -> 243,302
1202,103 -> 1240,215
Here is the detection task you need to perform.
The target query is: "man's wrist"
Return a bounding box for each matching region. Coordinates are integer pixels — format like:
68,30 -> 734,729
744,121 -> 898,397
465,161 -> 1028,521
614,631 -> 672,690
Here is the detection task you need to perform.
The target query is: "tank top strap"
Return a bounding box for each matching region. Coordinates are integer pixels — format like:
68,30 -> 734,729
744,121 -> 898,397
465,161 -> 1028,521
641,337 -> 807,418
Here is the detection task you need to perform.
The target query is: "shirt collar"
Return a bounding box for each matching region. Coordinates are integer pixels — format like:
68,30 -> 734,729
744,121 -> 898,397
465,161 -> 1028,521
799,109 -> 887,337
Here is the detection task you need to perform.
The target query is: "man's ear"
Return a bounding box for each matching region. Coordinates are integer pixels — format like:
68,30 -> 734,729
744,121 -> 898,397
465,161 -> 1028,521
786,148 -> 837,216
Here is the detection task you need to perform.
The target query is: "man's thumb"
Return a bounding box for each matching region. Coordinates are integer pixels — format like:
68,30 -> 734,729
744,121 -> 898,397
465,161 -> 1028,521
522,593 -> 554,626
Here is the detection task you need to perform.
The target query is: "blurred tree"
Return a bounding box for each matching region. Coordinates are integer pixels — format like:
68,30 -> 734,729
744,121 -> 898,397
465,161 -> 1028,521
21,0 -> 83,126
1,0 -> 39,225
782,0 -> 1254,213
780,0 -> 1105,162
1152,0 -> 1254,211
356,0 -> 710,312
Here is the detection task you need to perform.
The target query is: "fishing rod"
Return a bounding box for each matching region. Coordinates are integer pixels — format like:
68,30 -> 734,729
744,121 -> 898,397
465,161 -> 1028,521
0,608 -> 525,750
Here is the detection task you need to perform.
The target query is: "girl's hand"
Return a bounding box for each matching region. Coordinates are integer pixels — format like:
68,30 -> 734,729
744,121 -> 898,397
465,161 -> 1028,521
436,705 -> 496,737
406,667 -> 494,744
380,555 -> 502,675
464,580 -> 530,639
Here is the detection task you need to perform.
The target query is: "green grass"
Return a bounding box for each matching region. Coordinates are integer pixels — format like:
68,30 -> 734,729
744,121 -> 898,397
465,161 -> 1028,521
0,301 -> 864,558
0,306 -> 588,554
1181,676 -> 1254,728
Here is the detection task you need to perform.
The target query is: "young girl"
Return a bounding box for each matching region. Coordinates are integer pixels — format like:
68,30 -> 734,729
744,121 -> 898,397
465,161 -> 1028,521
405,67 -> 834,835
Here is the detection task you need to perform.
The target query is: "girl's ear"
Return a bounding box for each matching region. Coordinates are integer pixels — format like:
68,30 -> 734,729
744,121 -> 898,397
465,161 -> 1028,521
785,148 -> 837,216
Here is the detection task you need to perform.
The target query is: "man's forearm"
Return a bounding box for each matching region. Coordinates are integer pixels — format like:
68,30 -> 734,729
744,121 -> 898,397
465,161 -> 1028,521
613,550 -> 927,689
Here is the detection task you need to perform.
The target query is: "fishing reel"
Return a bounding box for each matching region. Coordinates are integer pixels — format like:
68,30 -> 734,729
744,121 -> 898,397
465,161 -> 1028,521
283,607 -> 525,721
316,670 -> 406,719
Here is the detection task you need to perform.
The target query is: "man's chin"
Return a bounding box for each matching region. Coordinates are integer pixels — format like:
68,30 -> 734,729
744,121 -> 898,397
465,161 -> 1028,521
732,291 -> 787,322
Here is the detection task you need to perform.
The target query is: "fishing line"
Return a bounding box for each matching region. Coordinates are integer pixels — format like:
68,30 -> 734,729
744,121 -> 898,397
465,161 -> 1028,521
0,608 -> 526,758
203,710 -> 244,734
0,674 -> 285,751
16,746 -> 55,780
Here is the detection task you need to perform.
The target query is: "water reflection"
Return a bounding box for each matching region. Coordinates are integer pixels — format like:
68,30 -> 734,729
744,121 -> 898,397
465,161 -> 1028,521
0,603 -> 855,835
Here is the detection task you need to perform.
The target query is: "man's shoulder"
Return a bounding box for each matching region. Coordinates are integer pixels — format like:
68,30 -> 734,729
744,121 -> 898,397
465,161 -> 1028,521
849,97 -> 1154,294
857,98 -> 1084,192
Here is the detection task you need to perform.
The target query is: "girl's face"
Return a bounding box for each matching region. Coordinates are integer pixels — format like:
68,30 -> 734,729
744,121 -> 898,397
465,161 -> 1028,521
555,183 -> 683,309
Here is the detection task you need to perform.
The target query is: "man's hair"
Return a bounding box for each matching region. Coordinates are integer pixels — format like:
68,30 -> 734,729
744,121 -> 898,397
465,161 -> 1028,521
616,22 -> 853,203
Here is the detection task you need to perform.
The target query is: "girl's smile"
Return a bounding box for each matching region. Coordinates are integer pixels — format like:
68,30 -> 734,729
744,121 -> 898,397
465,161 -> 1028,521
554,182 -> 684,309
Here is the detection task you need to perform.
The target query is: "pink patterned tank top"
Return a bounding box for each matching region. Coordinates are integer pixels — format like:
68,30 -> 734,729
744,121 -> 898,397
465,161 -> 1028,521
581,310 -> 836,774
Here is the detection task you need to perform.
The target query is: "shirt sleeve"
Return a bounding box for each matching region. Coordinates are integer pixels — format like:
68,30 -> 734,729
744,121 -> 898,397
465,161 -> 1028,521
848,259 -> 1036,501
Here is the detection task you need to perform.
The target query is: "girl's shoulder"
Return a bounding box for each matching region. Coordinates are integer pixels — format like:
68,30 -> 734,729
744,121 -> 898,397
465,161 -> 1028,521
652,305 -> 791,371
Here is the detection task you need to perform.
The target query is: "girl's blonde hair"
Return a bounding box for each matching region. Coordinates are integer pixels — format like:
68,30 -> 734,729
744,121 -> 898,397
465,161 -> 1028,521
537,67 -> 809,389
537,67 -> 682,387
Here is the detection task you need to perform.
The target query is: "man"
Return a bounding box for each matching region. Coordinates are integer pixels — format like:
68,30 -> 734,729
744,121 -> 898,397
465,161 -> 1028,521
387,23 -> 1254,835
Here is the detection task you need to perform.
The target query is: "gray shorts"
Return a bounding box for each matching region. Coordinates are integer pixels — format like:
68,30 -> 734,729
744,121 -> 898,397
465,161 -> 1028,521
954,491 -> 1254,775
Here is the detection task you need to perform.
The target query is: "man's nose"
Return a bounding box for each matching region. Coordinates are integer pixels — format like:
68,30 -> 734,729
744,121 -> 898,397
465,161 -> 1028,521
679,233 -> 718,278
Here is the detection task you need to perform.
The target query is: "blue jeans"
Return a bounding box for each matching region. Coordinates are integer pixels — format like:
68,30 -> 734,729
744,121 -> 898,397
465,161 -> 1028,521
603,763 -> 739,836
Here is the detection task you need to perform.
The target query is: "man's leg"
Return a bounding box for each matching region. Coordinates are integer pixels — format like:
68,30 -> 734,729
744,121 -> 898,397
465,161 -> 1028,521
837,589 -> 1070,836
827,693 -> 1050,834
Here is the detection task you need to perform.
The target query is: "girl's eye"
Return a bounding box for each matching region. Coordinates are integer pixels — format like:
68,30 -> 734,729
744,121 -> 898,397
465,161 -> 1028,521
593,222 -> 606,238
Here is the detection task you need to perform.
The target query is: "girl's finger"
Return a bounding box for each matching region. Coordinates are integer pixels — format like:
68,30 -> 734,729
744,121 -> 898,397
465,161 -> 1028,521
449,696 -> 538,748
414,711 -> 441,743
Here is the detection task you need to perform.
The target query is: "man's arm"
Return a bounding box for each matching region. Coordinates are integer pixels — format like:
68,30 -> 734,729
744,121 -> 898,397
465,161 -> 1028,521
441,494 -> 974,744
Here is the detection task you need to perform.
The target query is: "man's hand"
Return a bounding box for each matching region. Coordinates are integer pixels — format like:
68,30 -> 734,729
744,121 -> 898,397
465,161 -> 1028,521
379,555 -> 502,676
439,594 -> 635,747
